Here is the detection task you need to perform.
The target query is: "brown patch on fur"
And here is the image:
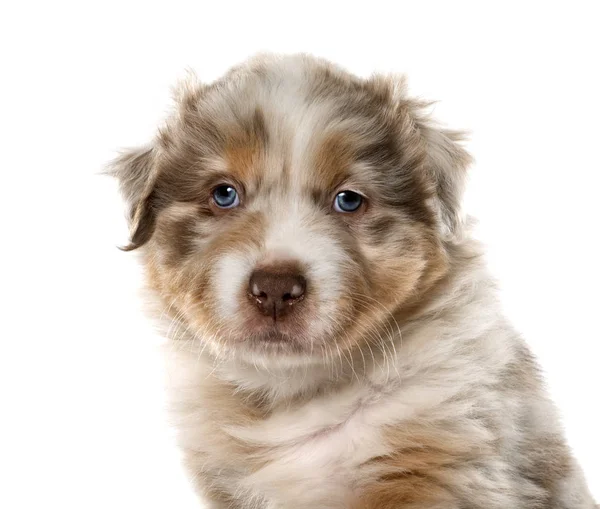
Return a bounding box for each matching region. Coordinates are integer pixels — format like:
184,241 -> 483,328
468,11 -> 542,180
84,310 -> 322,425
364,226 -> 448,326
354,423 -> 493,508
224,108 -> 269,182
225,142 -> 260,180
312,131 -> 356,193
393,240 -> 474,325
355,476 -> 456,509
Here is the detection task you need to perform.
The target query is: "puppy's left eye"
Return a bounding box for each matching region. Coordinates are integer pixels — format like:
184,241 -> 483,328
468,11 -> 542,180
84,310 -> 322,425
334,191 -> 363,213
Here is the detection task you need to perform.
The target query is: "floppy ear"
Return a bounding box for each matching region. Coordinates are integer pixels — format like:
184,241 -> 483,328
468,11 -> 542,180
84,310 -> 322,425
418,121 -> 472,241
108,145 -> 159,251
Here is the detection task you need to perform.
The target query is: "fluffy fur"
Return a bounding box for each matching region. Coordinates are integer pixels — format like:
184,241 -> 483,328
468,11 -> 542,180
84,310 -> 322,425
111,54 -> 597,508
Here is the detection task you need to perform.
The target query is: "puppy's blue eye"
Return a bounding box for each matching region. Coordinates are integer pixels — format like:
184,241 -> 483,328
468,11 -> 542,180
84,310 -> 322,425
213,185 -> 239,208
334,191 -> 363,213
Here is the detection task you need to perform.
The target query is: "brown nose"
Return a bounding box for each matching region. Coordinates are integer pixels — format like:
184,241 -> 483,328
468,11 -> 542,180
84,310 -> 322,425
248,269 -> 306,320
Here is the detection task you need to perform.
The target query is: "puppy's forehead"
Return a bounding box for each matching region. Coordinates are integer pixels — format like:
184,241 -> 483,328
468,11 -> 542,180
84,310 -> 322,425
194,56 -> 391,192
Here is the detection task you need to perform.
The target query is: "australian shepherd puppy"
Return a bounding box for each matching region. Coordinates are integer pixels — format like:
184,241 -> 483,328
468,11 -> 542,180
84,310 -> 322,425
111,54 -> 596,508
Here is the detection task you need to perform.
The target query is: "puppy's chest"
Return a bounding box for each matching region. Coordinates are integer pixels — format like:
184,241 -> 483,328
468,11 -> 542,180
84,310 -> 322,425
210,385 -> 392,506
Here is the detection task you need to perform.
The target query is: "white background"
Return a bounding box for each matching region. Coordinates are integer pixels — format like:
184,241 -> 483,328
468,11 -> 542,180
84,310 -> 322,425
1,1 -> 598,507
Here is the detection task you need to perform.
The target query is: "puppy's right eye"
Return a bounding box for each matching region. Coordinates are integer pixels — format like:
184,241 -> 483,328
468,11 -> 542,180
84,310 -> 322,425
212,185 -> 240,208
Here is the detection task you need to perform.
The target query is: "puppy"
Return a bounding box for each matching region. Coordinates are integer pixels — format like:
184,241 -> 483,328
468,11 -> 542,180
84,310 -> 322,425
111,54 -> 597,508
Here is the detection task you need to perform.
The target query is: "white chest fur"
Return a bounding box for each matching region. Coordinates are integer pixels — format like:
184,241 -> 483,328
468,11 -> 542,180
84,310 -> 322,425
227,384 -> 391,508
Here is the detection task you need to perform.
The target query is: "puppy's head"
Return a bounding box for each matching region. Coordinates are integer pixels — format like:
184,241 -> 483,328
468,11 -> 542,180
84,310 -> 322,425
111,54 -> 471,363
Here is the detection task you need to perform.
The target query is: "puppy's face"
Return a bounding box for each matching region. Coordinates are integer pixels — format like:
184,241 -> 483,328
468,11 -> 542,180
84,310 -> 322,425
113,55 -> 470,363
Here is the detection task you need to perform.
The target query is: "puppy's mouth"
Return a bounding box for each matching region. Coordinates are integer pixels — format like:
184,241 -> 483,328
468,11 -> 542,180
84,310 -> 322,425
241,318 -> 309,345
231,306 -> 320,354
249,329 -> 294,343
242,328 -> 315,357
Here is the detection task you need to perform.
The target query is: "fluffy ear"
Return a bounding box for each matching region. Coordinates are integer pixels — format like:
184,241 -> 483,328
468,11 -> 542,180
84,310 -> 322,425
108,145 -> 159,251
377,75 -> 472,240
418,121 -> 473,241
